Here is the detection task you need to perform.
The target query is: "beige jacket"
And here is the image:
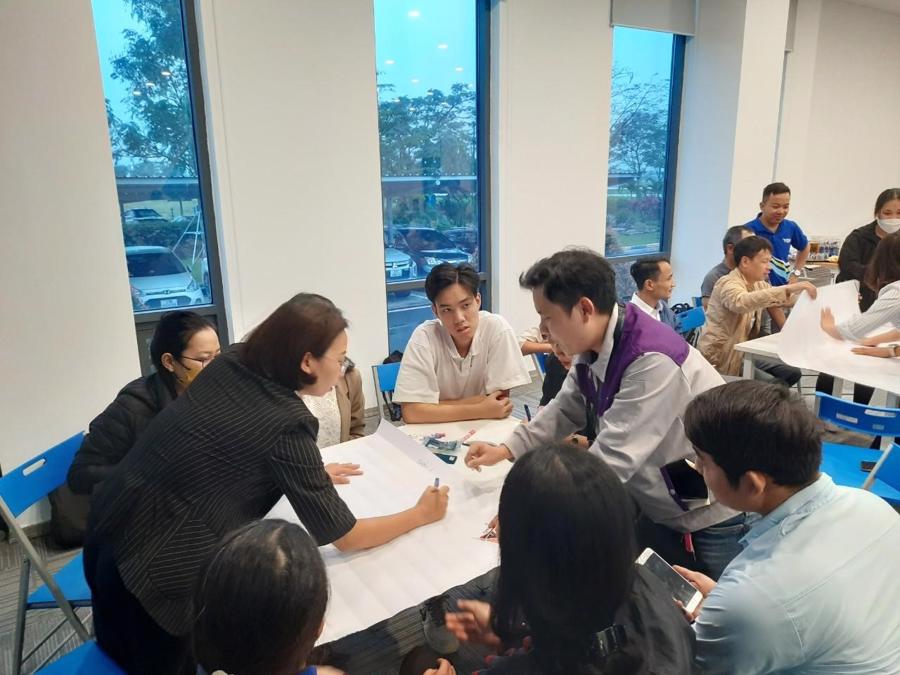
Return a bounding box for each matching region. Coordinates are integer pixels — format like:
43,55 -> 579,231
698,268 -> 791,376
335,367 -> 366,442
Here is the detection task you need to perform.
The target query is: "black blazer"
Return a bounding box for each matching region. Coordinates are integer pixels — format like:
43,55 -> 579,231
85,347 -> 356,636
837,221 -> 881,312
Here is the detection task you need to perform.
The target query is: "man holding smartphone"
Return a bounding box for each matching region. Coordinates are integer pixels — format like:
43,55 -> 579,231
677,380 -> 900,674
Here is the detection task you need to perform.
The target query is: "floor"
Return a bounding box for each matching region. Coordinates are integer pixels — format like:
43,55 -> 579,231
0,371 -> 873,674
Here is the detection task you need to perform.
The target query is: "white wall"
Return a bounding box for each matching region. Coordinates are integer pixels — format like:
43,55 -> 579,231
0,1 -> 139,520
777,0 -> 900,238
492,0 -> 613,335
195,0 -> 389,403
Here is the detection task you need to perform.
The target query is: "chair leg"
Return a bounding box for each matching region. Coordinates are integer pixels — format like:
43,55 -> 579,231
12,557 -> 30,675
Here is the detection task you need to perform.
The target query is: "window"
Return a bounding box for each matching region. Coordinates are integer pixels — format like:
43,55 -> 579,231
92,0 -> 226,369
374,0 -> 490,353
606,27 -> 685,297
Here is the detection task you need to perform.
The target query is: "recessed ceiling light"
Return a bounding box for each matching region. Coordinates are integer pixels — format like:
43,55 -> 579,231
385,59 -> 395,65
454,66 -> 464,72
132,89 -> 142,96
408,9 -> 420,18
410,78 -> 420,84
437,43 -> 448,50
160,69 -> 172,77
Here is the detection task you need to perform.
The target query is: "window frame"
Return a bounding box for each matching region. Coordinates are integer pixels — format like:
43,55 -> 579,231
605,31 -> 686,265
380,0 -> 492,345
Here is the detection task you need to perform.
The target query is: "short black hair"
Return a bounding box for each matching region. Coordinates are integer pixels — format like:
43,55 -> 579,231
519,248 -> 617,314
150,311 -> 216,396
424,263 -> 480,303
722,225 -> 752,254
762,182 -> 791,202
192,520 -> 328,675
629,257 -> 670,291
684,380 -> 822,488
732,235 -> 772,267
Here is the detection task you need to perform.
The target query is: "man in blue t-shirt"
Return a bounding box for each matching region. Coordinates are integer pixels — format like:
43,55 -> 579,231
743,182 -> 810,287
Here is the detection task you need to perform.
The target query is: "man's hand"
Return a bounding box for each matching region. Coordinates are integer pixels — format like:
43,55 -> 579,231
424,658 -> 456,675
672,565 -> 716,622
480,391 -> 513,419
465,443 -> 513,471
325,463 -> 363,484
445,599 -> 500,648
791,281 -> 817,299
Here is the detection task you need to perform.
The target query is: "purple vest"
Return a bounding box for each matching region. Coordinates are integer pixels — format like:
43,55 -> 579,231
576,303 -> 689,418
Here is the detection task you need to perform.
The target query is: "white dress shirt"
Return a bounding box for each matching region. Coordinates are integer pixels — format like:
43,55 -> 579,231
630,292 -> 663,321
837,279 -> 900,342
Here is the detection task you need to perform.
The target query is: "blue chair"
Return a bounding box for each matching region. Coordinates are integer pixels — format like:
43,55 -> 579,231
815,393 -> 900,506
532,352 -> 549,382
692,295 -> 703,308
674,306 -> 705,335
0,433 -> 92,675
372,362 -> 402,421
35,640 -> 123,674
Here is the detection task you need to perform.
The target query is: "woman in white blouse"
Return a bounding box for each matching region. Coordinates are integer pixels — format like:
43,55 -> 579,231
301,357 -> 367,482
821,231 -> 900,359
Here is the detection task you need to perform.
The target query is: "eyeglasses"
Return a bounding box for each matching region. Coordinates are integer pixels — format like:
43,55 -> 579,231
179,352 -> 220,369
323,355 -> 354,375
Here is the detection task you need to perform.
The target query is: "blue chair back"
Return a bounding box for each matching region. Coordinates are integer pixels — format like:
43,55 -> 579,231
533,352 -> 548,375
35,641 -> 124,674
692,296 -> 703,308
674,306 -> 705,335
373,362 -> 401,393
815,393 -> 900,437
0,433 -> 83,518
871,443 -> 900,492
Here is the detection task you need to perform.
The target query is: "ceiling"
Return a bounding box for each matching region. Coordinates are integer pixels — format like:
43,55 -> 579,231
841,0 -> 900,16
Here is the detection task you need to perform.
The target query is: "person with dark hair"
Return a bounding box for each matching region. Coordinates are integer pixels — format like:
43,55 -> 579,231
699,225 -> 753,309
445,444 -> 695,674
816,189 -> 900,396
83,293 -> 450,674
49,311 -> 220,547
676,380 -> 900,674
465,248 -> 743,579
628,257 -> 677,328
821,230 -> 900,358
743,182 -> 811,287
699,236 -> 815,380
394,263 -> 530,424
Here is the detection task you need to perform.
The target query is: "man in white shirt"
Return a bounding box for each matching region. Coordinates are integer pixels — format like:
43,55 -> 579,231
629,257 -> 677,327
394,263 -> 531,424
676,380 -> 900,674
465,248 -> 743,579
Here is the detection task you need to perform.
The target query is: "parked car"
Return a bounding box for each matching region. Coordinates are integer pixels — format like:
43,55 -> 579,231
125,246 -> 206,310
123,208 -> 167,223
443,227 -> 478,253
383,236 -> 417,283
390,226 -> 473,275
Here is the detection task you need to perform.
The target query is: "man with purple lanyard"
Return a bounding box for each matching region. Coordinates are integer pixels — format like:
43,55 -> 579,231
465,249 -> 746,579
744,182 -> 811,288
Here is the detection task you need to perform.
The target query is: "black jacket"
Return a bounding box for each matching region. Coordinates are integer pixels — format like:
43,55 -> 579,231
66,372 -> 175,495
837,221 -> 882,311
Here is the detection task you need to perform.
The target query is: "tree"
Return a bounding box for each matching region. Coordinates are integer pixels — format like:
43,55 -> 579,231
106,0 -> 196,178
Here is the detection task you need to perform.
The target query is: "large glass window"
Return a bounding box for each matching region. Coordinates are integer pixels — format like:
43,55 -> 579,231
606,27 -> 684,297
374,0 -> 488,354
93,0 -> 226,370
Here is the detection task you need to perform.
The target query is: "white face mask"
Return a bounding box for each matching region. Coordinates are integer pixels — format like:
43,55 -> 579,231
877,218 -> 900,234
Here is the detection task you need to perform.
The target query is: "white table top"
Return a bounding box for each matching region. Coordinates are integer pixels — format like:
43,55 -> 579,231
266,416 -> 521,644
734,333 -> 782,360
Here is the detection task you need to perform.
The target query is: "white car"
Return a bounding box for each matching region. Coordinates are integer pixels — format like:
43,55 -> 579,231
126,246 -> 206,310
123,208 -> 167,223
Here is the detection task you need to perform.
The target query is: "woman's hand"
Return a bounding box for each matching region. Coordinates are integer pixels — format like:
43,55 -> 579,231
423,658 -> 456,675
852,346 -> 897,359
820,308 -> 841,339
445,599 -> 501,648
414,485 -> 450,525
325,463 -> 363,484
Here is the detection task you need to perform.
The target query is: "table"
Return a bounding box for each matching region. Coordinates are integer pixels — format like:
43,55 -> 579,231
266,416 -> 521,645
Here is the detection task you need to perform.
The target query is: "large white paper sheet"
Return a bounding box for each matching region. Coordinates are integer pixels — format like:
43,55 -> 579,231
266,419 -> 513,644
777,281 -> 900,395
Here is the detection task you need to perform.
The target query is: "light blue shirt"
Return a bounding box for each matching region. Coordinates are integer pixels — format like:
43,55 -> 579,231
694,474 -> 900,674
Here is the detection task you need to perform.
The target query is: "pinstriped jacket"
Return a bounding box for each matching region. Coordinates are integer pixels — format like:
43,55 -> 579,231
85,346 -> 357,636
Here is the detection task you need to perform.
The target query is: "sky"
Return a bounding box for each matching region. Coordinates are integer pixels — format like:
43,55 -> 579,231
92,0 -> 143,119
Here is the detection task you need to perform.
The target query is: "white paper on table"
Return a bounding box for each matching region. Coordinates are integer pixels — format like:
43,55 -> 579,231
777,280 -> 900,393
266,420 -> 507,644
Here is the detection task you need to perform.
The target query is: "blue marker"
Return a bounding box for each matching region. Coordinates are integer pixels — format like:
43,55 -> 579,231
434,477 -> 440,488
524,404 -> 533,422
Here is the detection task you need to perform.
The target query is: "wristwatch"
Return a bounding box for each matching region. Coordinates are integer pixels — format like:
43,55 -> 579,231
791,268 -> 803,277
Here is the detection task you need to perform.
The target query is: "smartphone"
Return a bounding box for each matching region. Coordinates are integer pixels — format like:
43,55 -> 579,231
860,460 -> 877,473
635,547 -> 703,614
434,452 -> 458,465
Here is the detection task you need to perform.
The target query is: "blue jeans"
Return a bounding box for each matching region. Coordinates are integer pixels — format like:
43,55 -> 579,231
692,513 -> 758,580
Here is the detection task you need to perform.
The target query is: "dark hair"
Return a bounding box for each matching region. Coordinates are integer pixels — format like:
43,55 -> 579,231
492,444 -> 638,674
150,311 -> 216,396
519,248 -> 617,315
242,293 -> 348,390
864,231 -> 900,292
424,263 -> 480,303
684,380 -> 821,489
732,235 -> 772,267
722,225 -> 752,254
874,187 -> 900,216
761,182 -> 791,202
629,257 -> 669,291
192,520 -> 327,675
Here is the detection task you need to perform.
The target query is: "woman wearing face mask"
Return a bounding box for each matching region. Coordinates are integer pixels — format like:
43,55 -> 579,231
49,311 -> 220,547
82,293 -> 449,675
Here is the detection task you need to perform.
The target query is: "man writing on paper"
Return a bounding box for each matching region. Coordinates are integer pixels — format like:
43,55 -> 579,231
465,248 -> 743,579
394,263 -> 530,424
